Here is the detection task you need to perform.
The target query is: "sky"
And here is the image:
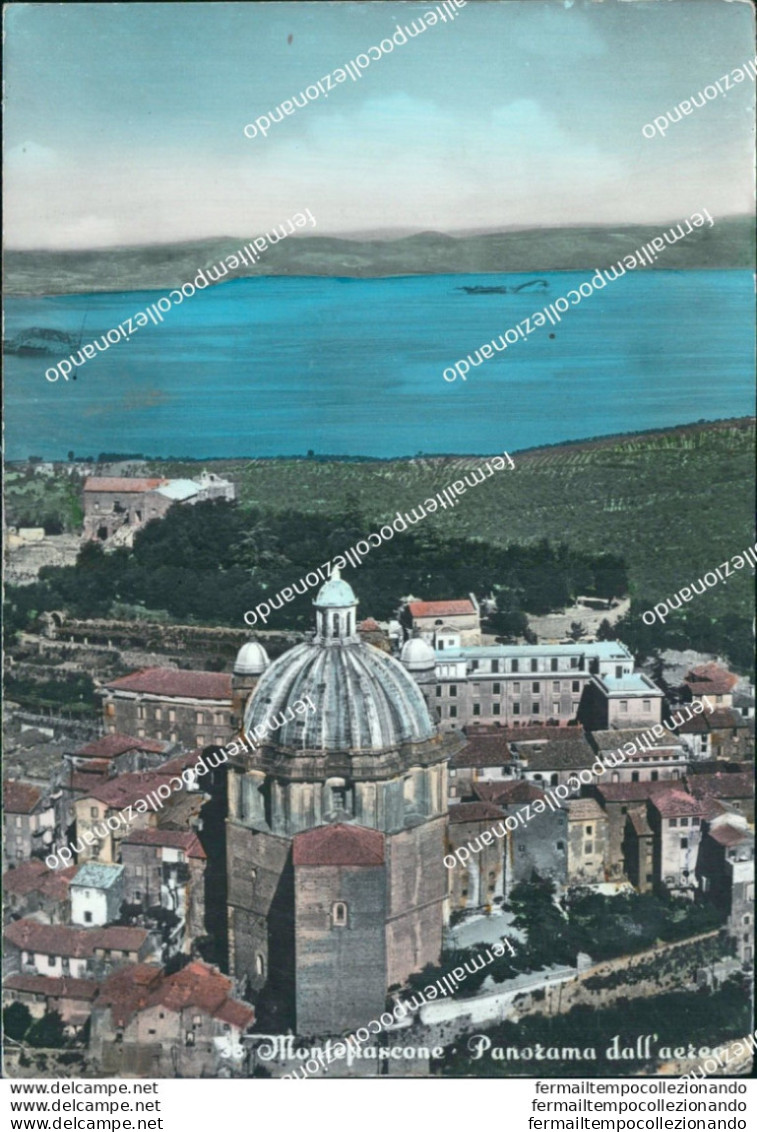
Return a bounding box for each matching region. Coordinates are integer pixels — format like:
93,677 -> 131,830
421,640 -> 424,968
4,0 -> 756,249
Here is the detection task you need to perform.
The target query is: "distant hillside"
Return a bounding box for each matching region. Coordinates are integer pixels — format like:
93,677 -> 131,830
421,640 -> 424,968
148,418 -> 756,624
5,216 -> 753,296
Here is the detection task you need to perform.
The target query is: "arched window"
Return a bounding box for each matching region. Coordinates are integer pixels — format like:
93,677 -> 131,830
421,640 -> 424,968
332,901 -> 348,927
333,613 -> 340,636
255,953 -> 265,977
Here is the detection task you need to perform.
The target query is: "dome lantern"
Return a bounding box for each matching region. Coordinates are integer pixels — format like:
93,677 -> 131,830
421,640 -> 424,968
313,567 -> 358,643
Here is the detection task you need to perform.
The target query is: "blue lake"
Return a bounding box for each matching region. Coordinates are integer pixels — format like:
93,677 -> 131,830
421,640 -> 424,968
4,271 -> 755,460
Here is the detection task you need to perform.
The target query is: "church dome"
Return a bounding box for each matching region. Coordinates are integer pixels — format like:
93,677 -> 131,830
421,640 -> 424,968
244,639 -> 436,752
234,640 -> 270,676
400,637 -> 436,672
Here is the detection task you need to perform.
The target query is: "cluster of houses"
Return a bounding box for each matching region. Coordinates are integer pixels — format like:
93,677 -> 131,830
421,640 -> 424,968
2,591 -> 754,1075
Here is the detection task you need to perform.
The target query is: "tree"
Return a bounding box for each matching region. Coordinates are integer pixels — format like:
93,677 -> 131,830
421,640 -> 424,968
3,1002 -> 32,1041
568,621 -> 587,641
26,1010 -> 66,1048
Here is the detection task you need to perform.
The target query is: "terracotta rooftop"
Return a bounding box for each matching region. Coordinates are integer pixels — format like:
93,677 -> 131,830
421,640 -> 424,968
84,772 -> 176,809
96,960 -> 253,1031
4,780 -> 43,814
595,781 -> 677,804
3,859 -> 78,901
627,805 -> 653,837
687,772 -> 754,801
590,729 -> 681,753
4,974 -> 99,1001
453,732 -> 511,768
121,828 -> 207,859
519,736 -> 596,771
407,600 -> 477,618
708,823 -> 754,848
83,477 -> 167,493
96,964 -> 165,1028
75,733 -> 167,759
104,668 -> 232,701
505,725 -> 581,744
650,789 -> 708,819
566,798 -> 606,822
358,618 -> 381,631
5,919 -> 148,959
449,801 -> 505,824
157,749 -> 204,775
292,823 -> 385,867
473,780 -> 544,806
683,663 -> 739,697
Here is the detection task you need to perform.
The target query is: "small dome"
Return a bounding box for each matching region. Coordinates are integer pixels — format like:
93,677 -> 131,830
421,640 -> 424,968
315,570 -> 357,609
400,637 -> 436,671
234,640 -> 270,676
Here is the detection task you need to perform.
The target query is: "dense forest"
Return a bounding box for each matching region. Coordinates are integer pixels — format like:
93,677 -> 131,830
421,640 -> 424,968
3,498 -> 626,637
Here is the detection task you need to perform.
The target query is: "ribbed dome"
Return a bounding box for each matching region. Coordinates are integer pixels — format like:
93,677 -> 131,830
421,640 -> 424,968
243,640 -> 436,752
234,640 -> 270,676
400,637 -> 436,672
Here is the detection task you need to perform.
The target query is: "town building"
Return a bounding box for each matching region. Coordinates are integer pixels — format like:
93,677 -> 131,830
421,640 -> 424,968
446,801 -> 506,909
687,771 -> 755,825
3,780 -> 56,866
578,673 -> 664,731
70,863 -> 125,927
593,781 -> 674,881
565,798 -> 608,885
402,597 -> 481,646
100,669 -> 233,749
2,859 -> 77,924
4,919 -> 154,979
89,960 -> 254,1077
82,472 -> 235,543
120,829 -> 207,946
697,812 -> 754,966
679,663 -> 738,710
2,975 -> 98,1032
447,729 -> 513,802
425,636 -> 639,733
513,731 -> 596,788
66,733 -> 169,777
648,789 -> 710,896
623,805 -> 655,894
74,772 -> 176,864
226,572 -> 461,1035
588,729 -> 687,784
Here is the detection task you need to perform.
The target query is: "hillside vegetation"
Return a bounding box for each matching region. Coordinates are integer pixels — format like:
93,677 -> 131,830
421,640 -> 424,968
153,419 -> 755,621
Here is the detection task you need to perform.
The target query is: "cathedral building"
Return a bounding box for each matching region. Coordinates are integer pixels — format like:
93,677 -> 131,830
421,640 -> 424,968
225,572 -> 461,1036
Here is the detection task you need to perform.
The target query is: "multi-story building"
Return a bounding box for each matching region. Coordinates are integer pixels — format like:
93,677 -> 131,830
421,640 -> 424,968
89,961 -> 254,1077
579,673 -> 664,731
648,788 -> 710,895
3,780 -> 56,866
74,771 -> 176,864
446,801 -> 506,910
2,859 -> 77,924
425,636 -> 637,733
4,919 -> 154,979
565,798 -> 608,885
82,472 -> 235,543
100,669 -> 233,749
588,729 -> 687,784
623,805 -> 655,893
402,597 -> 481,646
594,781 -> 673,880
697,812 -> 754,966
70,863 -> 125,927
120,829 -> 207,946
